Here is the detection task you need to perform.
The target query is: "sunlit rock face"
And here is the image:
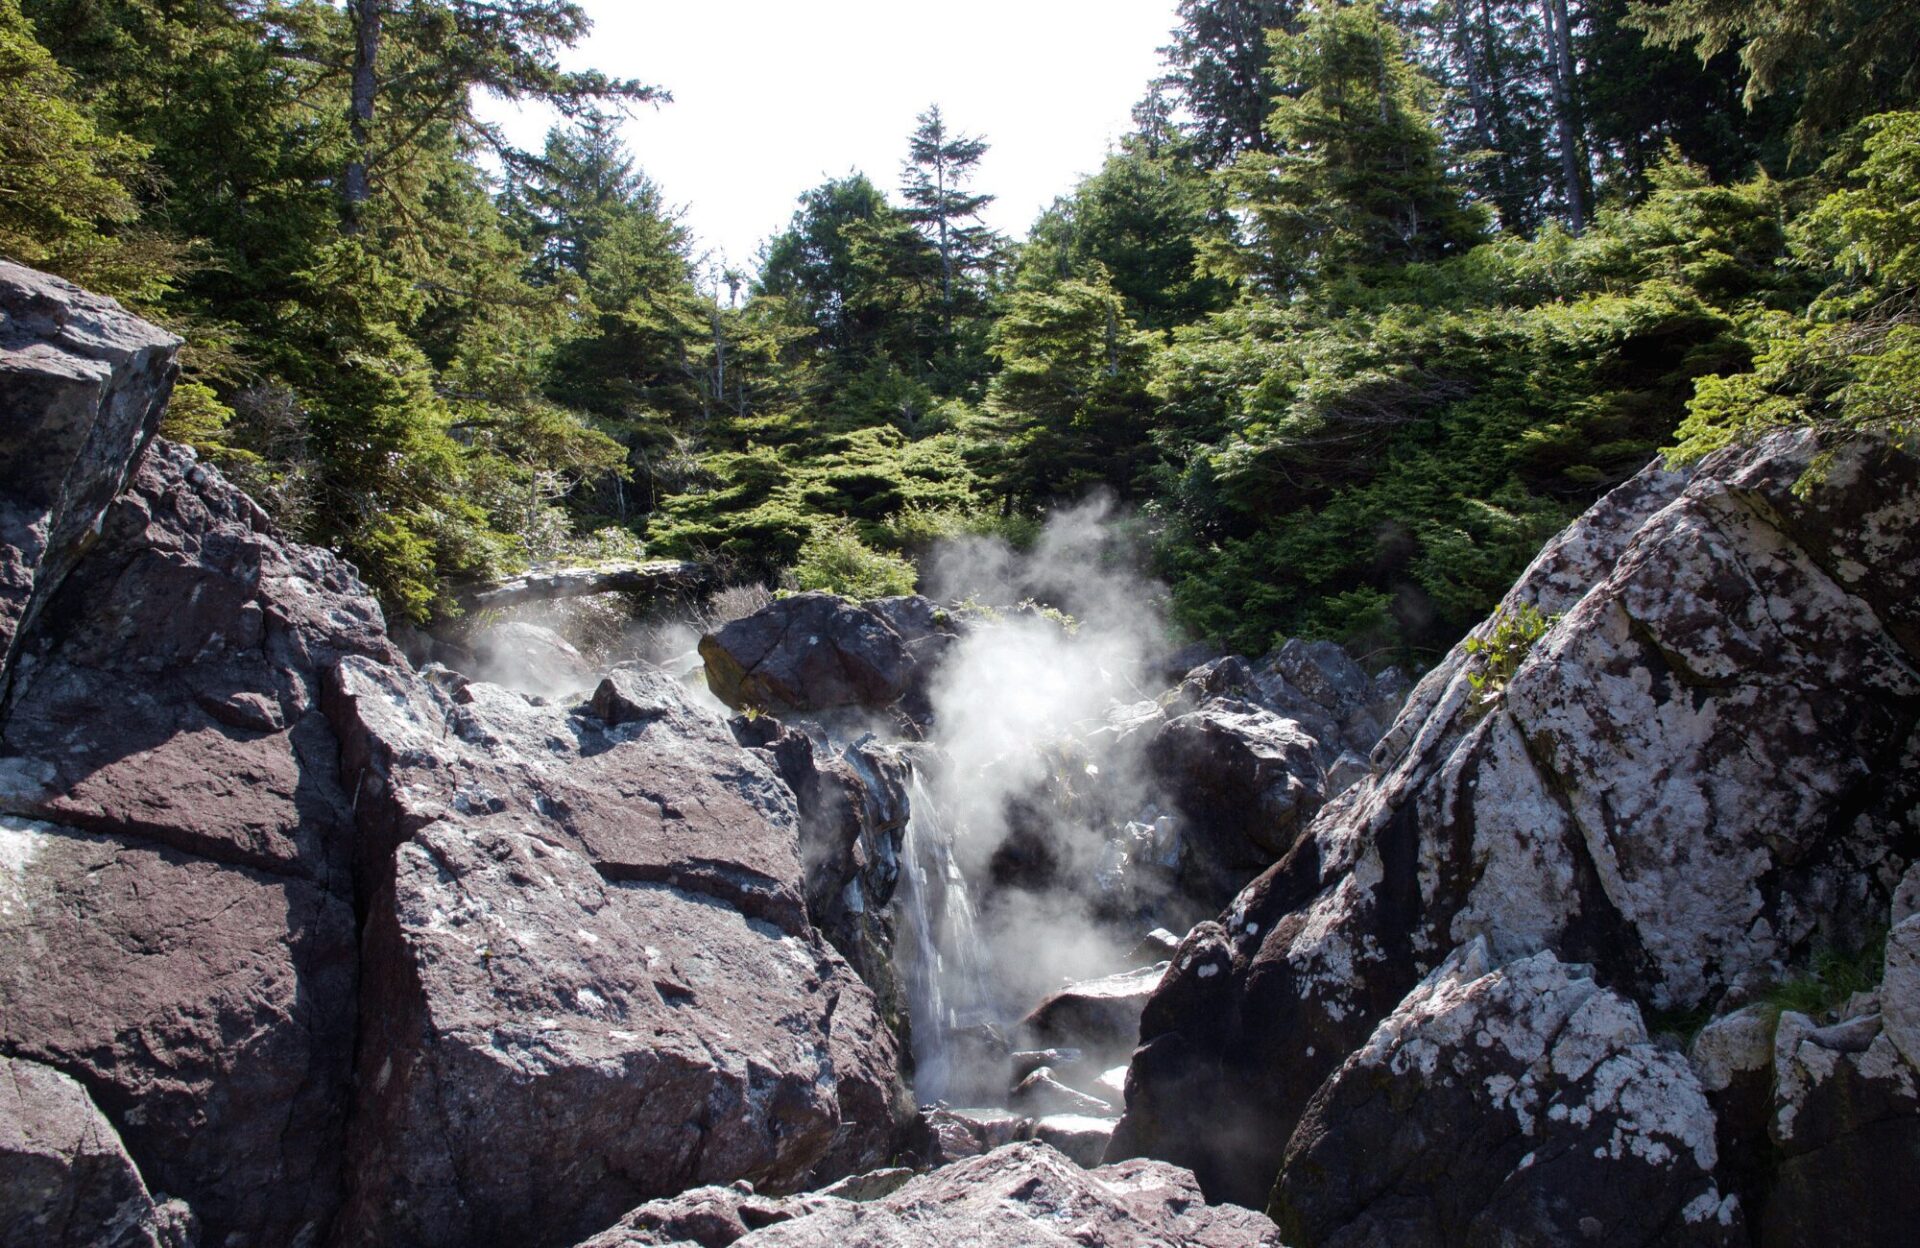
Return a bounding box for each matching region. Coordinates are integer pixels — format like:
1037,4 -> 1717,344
1112,430 -> 1920,1238
0,263 -> 906,1248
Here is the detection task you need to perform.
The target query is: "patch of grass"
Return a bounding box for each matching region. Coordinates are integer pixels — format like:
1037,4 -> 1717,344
1463,602 -> 1559,716
1762,928 -> 1888,1019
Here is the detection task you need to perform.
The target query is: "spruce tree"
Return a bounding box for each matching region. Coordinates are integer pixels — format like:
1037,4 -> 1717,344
900,105 -> 999,339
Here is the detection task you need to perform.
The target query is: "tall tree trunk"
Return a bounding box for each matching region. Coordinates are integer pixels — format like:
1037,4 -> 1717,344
1544,0 -> 1586,234
936,152 -> 953,339
343,0 -> 383,230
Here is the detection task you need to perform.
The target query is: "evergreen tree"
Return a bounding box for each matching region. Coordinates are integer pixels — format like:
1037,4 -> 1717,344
900,105 -> 999,338
1220,0 -> 1485,293
1164,0 -> 1306,166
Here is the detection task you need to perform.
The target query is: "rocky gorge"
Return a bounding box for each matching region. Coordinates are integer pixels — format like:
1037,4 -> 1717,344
2,261 -> 1916,1248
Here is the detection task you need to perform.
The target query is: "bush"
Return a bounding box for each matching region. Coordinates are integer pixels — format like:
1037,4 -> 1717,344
790,519 -> 918,600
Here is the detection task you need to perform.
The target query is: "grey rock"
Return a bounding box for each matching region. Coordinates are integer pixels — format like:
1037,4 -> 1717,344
1009,1067 -> 1114,1117
471,619 -> 597,697
1027,1113 -> 1116,1168
0,261 -> 180,682
1115,432 -> 1920,1210
578,1142 -> 1282,1248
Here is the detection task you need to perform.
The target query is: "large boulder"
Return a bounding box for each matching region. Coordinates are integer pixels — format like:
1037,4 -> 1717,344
0,1054 -> 197,1248
573,1141 -> 1283,1248
1016,962 -> 1168,1069
0,262 -> 179,680
700,592 -> 914,714
0,435 -> 385,1245
325,656 -> 909,1247
1272,941 -> 1740,1247
1112,431 -> 1920,1213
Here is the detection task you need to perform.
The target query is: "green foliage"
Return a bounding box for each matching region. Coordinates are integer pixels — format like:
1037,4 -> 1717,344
1763,927 -> 1889,1018
1463,602 -> 1559,712
790,519 -> 919,600
0,0 -> 172,301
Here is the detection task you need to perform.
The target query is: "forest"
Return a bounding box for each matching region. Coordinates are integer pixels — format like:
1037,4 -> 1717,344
5,0 -> 1916,664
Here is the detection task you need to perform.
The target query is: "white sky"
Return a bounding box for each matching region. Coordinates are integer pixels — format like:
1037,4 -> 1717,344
477,0 -> 1182,274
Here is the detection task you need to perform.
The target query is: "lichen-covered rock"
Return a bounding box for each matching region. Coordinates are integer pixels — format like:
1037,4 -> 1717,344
700,592 -> 914,714
0,262 -> 179,680
1273,942 -> 1740,1247
574,1142 -> 1283,1248
0,1054 -> 197,1248
326,658 -> 908,1248
1114,432 -> 1920,1210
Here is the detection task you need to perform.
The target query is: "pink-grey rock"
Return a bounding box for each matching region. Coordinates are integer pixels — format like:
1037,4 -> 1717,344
0,1054 -> 197,1248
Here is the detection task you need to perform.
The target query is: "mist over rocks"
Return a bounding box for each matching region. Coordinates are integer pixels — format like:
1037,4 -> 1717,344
1110,429 -> 1920,1241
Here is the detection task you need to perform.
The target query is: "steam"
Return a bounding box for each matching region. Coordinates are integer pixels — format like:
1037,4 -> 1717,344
918,496 -> 1179,1021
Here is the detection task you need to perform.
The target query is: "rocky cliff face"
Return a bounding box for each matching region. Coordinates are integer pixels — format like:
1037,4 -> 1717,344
1110,430 -> 1920,1243
0,266 -> 914,1248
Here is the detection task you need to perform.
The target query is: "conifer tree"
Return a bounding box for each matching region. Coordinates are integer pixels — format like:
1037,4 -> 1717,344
900,105 -> 999,337
1164,0 -> 1306,166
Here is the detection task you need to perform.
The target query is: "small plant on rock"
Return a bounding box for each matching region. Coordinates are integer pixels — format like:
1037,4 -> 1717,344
1463,602 -> 1559,714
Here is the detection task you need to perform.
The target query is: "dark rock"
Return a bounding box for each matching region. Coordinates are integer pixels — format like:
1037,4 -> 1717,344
0,262 -> 179,681
700,592 -> 913,714
865,594 -> 954,644
0,1053 -> 198,1248
1272,942 -> 1740,1247
0,438 -> 385,1247
1145,698 -> 1326,902
0,817 -> 355,1248
1127,926 -> 1183,966
1011,1048 -> 1084,1081
1016,962 -> 1167,1067
1762,1010 -> 1920,1247
576,1142 -> 1283,1248
908,1107 -> 1029,1167
1114,432 -> 1920,1211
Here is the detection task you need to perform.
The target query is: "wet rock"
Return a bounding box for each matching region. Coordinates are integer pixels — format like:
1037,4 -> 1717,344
700,592 -> 913,714
909,1107 -> 1029,1166
1146,698 -> 1326,902
1028,1113 -> 1116,1168
0,261 -> 179,679
1273,942 -> 1740,1247
1017,962 -> 1168,1066
1128,926 -> 1183,966
577,1142 -> 1282,1248
327,659 -> 908,1247
1011,1047 -> 1083,1081
1010,1067 -> 1114,1117
1115,432 -> 1920,1210
0,1054 -> 198,1248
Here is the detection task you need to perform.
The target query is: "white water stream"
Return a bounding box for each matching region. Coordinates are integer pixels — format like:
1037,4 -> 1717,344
893,770 -> 997,1103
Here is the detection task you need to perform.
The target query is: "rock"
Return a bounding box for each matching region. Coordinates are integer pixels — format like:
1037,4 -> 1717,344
865,594 -> 954,644
0,439 -> 386,1246
1688,1005 -> 1780,1222
1764,1010 -> 1920,1246
1028,1114 -> 1116,1168
471,619 -> 597,697
326,658 -> 908,1247
1114,432 -> 1920,1210
1885,915 -> 1920,1072
1016,962 -> 1168,1066
1128,926 -> 1183,966
1146,698 -> 1327,903
0,261 -> 179,680
700,592 -> 914,714
0,1054 -> 198,1248
813,1167 -> 914,1202
1272,942 -> 1740,1247
738,719 -> 910,1016
578,1142 -> 1282,1248
1011,1048 -> 1084,1080
1009,1067 -> 1114,1117
909,1107 -> 1030,1166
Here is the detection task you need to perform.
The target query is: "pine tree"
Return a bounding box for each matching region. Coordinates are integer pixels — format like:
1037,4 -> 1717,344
900,105 -> 999,338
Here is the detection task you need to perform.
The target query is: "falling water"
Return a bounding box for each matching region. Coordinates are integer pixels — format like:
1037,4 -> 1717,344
893,770 -> 995,1103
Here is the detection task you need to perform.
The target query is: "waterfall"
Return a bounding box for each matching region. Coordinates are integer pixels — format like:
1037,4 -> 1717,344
893,770 -> 995,1103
